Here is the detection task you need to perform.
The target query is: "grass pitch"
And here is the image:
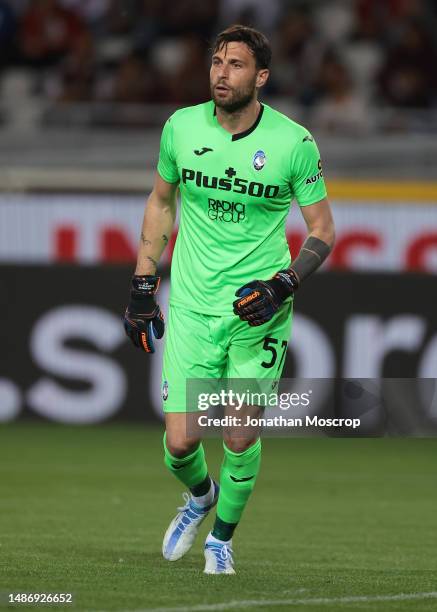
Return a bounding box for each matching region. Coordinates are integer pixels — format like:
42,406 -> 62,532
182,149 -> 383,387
1,423 -> 436,612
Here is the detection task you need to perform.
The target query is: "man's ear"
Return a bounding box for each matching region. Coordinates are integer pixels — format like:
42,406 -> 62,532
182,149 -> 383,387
256,69 -> 270,89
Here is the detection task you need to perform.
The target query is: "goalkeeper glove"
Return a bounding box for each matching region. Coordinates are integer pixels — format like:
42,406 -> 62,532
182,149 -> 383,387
233,270 -> 299,327
123,275 -> 164,353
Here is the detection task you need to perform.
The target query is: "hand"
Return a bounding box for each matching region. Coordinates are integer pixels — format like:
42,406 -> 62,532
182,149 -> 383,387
123,275 -> 165,353
233,270 -> 298,326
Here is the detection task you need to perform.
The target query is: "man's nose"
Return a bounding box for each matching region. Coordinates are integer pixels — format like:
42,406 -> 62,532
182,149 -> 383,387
217,64 -> 229,79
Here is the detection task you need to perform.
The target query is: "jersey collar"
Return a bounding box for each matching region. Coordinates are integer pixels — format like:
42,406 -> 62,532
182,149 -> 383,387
213,103 -> 264,141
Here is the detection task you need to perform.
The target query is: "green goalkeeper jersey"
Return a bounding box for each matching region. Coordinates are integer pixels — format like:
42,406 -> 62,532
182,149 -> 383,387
157,100 -> 327,315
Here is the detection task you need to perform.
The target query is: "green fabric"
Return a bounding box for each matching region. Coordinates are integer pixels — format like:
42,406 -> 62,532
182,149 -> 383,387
216,438 -> 262,525
163,432 -> 208,489
162,302 -> 292,412
157,100 -> 327,316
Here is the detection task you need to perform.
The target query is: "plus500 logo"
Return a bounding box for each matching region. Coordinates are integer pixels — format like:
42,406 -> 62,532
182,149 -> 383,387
182,168 -> 279,199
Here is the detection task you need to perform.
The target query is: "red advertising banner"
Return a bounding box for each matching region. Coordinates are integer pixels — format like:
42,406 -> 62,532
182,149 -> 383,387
1,194 -> 437,272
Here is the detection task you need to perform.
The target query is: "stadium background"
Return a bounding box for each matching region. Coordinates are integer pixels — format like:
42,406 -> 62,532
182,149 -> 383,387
1,1 -> 437,610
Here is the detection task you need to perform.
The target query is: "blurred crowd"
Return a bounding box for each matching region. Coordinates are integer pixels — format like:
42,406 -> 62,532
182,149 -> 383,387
1,0 -> 437,132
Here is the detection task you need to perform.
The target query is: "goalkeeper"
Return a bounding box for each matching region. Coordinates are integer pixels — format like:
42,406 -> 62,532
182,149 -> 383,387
124,24 -> 335,575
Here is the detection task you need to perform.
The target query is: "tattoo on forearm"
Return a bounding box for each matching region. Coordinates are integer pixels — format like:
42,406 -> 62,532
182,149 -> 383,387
141,232 -> 151,246
146,255 -> 158,269
162,234 -> 169,245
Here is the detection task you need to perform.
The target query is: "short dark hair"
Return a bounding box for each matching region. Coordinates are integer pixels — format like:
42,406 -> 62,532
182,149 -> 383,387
212,25 -> 272,70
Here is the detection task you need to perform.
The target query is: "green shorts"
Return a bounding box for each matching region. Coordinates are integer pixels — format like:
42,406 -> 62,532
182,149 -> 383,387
161,302 -> 293,412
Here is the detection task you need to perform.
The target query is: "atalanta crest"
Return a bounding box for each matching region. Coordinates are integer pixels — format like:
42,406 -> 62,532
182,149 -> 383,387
253,150 -> 266,171
162,380 -> 169,401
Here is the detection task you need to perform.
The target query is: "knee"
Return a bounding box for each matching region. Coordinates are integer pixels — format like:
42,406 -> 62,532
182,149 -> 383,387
165,434 -> 200,458
223,436 -> 257,454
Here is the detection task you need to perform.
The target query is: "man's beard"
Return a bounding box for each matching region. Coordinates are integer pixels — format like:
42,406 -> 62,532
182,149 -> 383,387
211,78 -> 257,113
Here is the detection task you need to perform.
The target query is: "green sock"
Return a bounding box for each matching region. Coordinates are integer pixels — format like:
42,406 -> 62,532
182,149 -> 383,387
213,438 -> 262,539
211,516 -> 237,542
163,432 -> 209,490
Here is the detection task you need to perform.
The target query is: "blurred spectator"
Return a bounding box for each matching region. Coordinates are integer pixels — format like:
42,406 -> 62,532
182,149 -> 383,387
105,0 -> 141,35
108,0 -> 219,39
273,7 -> 326,101
59,0 -> 110,35
314,1 -> 355,45
378,0 -> 429,23
357,0 -> 437,40
19,0 -> 88,67
378,19 -> 437,107
56,31 -> 95,102
158,0 -> 219,38
311,52 -> 371,134
162,35 -> 210,104
219,0 -> 281,33
342,0 -> 385,97
110,52 -> 162,104
105,0 -> 219,58
0,0 -> 17,66
352,0 -> 386,42
131,0 -> 161,51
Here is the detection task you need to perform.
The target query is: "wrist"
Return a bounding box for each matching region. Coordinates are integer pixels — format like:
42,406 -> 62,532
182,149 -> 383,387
129,275 -> 160,314
278,269 -> 299,291
135,264 -> 157,276
269,270 -> 299,302
132,275 -> 160,295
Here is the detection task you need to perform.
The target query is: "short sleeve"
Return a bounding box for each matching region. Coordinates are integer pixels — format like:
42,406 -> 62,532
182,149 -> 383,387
289,133 -> 327,206
157,117 -> 179,183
